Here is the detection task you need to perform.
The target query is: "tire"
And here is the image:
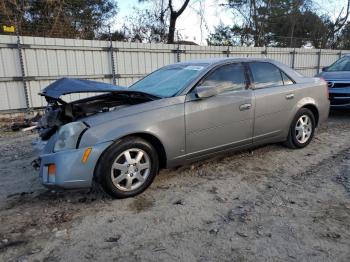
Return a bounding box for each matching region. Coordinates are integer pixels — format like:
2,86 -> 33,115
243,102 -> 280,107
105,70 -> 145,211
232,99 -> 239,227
284,108 -> 316,149
95,137 -> 159,198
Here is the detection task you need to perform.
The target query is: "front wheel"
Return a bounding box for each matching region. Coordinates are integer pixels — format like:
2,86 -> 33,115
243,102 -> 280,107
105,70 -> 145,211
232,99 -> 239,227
284,108 -> 316,149
96,137 -> 159,198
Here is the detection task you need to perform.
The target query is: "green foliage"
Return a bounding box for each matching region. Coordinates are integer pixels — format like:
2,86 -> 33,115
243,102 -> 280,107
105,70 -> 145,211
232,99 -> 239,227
338,22 -> 350,49
0,0 -> 118,39
123,7 -> 168,43
208,0 -> 350,49
207,24 -> 253,46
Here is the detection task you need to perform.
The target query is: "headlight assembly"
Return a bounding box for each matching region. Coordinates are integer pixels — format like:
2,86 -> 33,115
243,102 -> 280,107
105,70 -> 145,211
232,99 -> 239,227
54,122 -> 88,152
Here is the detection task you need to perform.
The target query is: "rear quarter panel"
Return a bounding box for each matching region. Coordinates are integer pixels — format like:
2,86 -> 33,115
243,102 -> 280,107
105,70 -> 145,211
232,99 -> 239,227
283,78 -> 329,138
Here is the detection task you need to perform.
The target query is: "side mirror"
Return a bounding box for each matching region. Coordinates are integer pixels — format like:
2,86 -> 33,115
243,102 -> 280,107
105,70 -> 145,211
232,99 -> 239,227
195,85 -> 222,99
322,66 -> 328,72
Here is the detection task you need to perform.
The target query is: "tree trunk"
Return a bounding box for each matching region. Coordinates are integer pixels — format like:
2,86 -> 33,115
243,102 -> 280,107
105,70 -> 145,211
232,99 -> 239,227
167,0 -> 190,44
168,13 -> 176,44
251,0 -> 260,47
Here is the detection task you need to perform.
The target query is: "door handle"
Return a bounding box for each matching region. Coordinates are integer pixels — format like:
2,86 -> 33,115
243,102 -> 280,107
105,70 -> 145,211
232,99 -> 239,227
239,103 -> 252,111
286,93 -> 294,100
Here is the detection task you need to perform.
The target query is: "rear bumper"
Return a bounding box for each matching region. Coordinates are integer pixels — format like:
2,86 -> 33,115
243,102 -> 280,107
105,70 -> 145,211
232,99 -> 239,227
329,87 -> 350,108
38,141 -> 112,189
319,100 -> 330,124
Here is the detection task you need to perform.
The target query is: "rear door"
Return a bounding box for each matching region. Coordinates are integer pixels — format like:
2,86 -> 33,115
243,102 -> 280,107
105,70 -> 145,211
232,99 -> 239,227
248,62 -> 297,143
184,62 -> 254,158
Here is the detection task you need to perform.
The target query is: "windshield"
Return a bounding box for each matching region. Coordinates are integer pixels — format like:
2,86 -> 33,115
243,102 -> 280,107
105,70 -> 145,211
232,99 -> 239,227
129,64 -> 208,97
327,57 -> 350,72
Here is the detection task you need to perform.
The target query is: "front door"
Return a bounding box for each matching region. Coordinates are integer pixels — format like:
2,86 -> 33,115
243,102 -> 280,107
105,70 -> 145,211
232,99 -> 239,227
184,62 -> 254,159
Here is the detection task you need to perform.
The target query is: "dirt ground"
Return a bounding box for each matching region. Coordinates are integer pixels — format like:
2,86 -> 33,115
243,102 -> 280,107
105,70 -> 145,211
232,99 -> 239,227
0,111 -> 350,262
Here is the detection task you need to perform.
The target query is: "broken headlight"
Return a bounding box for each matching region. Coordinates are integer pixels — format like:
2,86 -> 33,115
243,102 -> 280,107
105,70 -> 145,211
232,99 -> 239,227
54,122 -> 88,152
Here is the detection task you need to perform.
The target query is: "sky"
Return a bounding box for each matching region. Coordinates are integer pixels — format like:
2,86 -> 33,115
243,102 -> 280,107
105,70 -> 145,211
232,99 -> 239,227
114,0 -> 349,45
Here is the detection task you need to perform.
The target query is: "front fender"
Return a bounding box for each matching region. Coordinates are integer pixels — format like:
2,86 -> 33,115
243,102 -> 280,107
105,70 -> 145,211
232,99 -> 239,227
79,101 -> 186,165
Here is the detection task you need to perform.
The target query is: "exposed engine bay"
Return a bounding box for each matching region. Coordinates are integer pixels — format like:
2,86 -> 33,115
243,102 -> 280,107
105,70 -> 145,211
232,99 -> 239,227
37,78 -> 158,140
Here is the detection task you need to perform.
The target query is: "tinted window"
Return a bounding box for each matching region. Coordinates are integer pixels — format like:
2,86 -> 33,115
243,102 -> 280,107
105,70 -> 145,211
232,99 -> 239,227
130,64 -> 207,97
200,63 -> 246,92
327,56 -> 350,72
281,71 -> 294,85
249,62 -> 284,89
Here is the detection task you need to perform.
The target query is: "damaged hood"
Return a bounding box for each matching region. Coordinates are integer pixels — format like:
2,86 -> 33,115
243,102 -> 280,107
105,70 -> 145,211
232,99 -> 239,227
36,78 -> 161,141
40,78 -> 126,99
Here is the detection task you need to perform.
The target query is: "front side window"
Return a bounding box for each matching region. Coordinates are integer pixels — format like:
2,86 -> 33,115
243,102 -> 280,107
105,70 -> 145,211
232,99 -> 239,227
199,63 -> 246,92
327,57 -> 350,72
249,62 -> 284,89
130,63 -> 208,97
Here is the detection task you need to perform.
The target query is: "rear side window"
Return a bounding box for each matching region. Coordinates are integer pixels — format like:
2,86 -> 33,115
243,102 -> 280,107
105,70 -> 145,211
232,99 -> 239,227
281,71 -> 294,85
249,62 -> 291,89
200,63 -> 246,92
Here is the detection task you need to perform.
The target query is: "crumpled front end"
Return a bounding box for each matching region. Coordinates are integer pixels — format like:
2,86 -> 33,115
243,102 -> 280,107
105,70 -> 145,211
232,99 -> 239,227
32,78 -> 157,189
38,140 -> 112,189
33,120 -> 113,189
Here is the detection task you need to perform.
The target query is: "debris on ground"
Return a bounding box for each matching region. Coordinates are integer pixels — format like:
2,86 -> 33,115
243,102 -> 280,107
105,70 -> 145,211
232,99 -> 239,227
9,113 -> 41,132
0,111 -> 350,261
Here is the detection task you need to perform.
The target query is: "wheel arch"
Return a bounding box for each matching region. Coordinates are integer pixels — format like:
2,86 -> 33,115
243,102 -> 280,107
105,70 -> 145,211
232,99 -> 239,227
93,132 -> 167,181
300,103 -> 319,127
292,97 -> 320,127
125,132 -> 167,169
283,99 -> 320,141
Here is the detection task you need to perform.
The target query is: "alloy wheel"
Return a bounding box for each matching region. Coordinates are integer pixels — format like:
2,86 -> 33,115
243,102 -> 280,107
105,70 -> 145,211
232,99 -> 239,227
295,114 -> 312,144
110,148 -> 151,191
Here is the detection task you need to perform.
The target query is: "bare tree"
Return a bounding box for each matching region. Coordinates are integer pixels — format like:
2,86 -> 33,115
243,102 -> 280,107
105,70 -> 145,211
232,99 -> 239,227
189,0 -> 209,44
167,0 -> 190,43
325,0 -> 350,48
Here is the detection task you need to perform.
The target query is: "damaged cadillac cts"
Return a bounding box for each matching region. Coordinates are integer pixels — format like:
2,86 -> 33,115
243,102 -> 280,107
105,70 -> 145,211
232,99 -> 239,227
33,58 -> 330,198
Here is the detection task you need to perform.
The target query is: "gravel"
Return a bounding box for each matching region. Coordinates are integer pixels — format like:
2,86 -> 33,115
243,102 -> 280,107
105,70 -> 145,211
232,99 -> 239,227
0,110 -> 350,261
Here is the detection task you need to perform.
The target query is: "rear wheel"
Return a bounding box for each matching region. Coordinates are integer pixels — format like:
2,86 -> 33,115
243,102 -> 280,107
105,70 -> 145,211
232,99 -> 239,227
96,137 -> 159,198
284,108 -> 315,149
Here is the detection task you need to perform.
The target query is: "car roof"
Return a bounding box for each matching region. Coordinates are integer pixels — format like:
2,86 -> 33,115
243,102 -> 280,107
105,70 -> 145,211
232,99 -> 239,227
177,57 -> 276,65
174,57 -> 308,87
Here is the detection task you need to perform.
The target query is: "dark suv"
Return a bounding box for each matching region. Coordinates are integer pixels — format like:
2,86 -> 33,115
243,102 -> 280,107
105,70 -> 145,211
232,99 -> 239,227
317,54 -> 350,108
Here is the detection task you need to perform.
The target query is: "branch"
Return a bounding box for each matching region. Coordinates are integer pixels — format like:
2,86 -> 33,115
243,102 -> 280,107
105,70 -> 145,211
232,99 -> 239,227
169,0 -> 173,13
176,0 -> 190,17
333,0 -> 350,34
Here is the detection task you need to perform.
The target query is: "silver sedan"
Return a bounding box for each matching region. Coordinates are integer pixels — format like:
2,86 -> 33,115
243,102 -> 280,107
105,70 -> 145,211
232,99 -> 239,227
35,58 -> 330,198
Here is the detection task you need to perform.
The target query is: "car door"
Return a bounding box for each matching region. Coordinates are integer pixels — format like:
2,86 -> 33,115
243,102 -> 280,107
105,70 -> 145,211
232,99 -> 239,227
248,62 -> 297,143
184,62 -> 254,159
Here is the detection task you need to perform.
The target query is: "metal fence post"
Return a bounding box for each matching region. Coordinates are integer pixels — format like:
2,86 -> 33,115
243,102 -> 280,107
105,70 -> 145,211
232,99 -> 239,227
108,26 -> 116,85
262,46 -> 268,58
15,18 -> 30,110
291,48 -> 296,69
316,49 -> 321,74
222,46 -> 230,57
176,41 -> 181,62
339,51 -> 342,59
